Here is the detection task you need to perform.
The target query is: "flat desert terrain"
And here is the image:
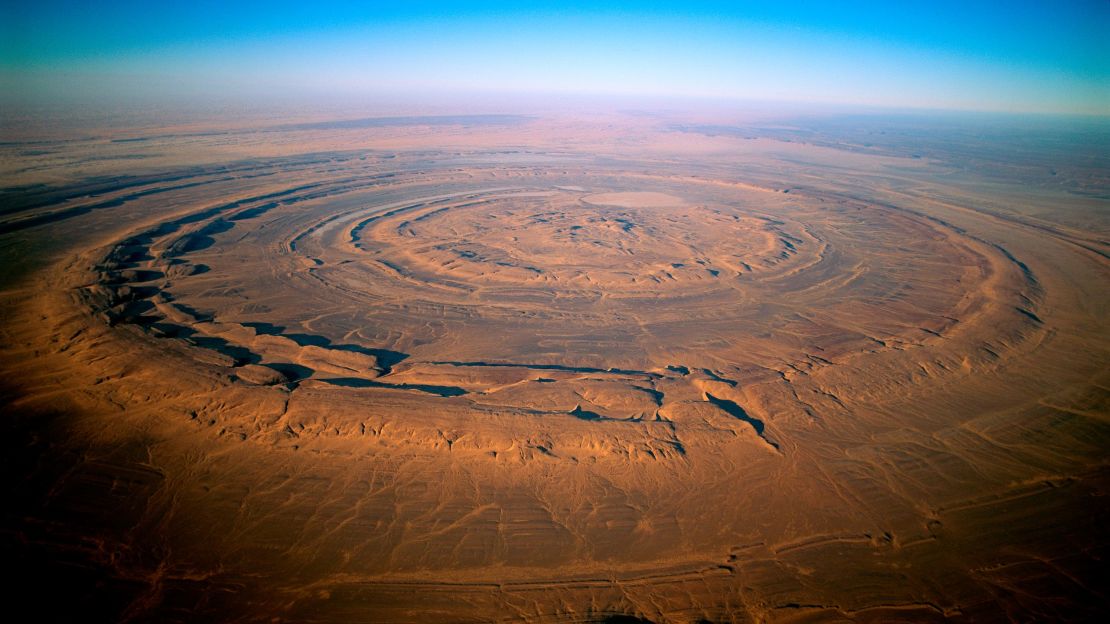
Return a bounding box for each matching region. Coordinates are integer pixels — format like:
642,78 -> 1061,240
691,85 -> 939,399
1,111 -> 1107,622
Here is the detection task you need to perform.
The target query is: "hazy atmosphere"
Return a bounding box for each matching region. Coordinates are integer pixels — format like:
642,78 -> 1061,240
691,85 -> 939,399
3,1 -> 1108,113
2,2 -> 1108,623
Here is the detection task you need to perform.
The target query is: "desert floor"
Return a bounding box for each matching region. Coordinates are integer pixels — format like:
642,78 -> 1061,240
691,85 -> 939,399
2,111 -> 1107,622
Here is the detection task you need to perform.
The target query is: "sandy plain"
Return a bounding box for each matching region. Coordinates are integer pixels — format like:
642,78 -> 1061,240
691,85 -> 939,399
1,111 -> 1108,622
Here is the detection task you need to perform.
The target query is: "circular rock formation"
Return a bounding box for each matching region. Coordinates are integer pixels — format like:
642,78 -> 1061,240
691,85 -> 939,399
5,144 -> 1104,623
100,167 -> 1016,386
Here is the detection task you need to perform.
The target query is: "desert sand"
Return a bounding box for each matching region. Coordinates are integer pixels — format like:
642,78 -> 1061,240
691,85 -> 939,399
1,111 -> 1107,622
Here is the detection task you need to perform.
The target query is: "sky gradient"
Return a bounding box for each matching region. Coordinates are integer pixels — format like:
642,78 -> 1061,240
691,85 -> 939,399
2,1 -> 1108,114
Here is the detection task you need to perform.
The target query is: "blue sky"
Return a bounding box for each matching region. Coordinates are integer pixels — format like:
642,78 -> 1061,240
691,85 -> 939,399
2,1 -> 1108,114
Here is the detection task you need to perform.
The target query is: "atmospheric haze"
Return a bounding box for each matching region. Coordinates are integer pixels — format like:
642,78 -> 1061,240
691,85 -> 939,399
1,2 -> 1109,623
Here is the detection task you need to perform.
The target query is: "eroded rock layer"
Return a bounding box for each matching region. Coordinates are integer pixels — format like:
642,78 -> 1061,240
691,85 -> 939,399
2,118 -> 1107,622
